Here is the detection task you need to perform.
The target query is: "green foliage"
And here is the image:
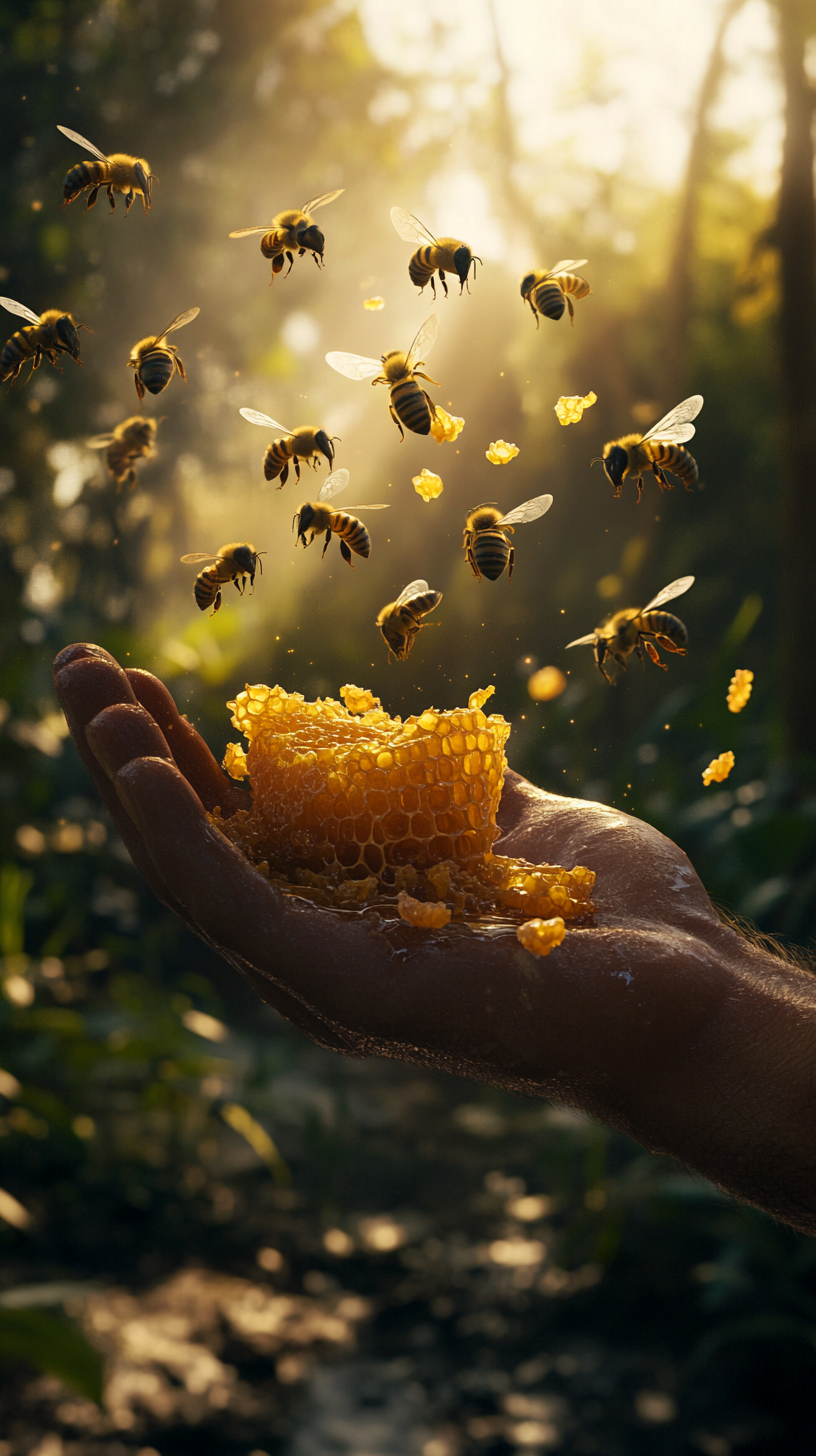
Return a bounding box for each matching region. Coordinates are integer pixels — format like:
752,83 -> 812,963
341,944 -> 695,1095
0,1307 -> 103,1404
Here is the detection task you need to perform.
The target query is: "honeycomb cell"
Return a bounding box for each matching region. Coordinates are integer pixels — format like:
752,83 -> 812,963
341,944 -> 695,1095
398,893 -> 452,929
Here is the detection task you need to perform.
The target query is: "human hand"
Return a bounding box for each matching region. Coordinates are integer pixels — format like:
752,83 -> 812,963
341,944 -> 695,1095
53,643 -> 816,1234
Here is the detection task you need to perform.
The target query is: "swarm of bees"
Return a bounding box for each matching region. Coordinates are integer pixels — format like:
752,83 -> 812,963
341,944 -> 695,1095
11,140 -> 712,695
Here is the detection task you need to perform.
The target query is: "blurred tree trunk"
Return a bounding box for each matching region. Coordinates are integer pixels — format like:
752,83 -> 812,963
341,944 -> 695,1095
773,0 -> 816,760
660,0 -> 746,403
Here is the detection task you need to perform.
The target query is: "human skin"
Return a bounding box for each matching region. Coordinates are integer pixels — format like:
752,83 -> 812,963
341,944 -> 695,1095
53,643 -> 816,1237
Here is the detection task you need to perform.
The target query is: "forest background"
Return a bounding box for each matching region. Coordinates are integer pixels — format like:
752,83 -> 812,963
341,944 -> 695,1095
1,1 -> 816,1452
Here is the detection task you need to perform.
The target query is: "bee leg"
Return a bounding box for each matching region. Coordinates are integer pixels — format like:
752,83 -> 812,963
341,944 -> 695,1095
466,547 -> 481,580
84,186 -> 100,212
339,539 -> 354,568
106,184 -> 116,212
635,643 -> 646,670
124,190 -> 134,215
635,475 -> 644,503
389,405 -> 405,441
567,297 -> 575,326
643,640 -> 668,670
507,545 -> 515,581
652,462 -> 672,491
280,460 -> 289,489
284,251 -> 295,276
654,635 -> 687,655
439,272 -> 448,297
429,276 -> 436,299
175,355 -> 188,383
211,590 -> 223,616
322,529 -> 333,559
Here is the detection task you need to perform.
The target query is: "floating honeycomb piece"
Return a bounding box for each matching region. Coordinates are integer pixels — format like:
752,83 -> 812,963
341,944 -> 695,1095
412,468 -> 444,502
430,406 -> 465,444
727,669 -> 753,713
517,917 -> 566,956
703,751 -> 734,786
486,439 -> 519,464
398,892 -> 451,928
554,391 -> 597,425
363,296 -> 385,310
216,683 -> 595,922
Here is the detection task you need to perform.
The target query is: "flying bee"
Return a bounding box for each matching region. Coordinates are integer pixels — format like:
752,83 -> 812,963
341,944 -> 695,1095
520,260 -> 590,326
86,415 -> 158,493
293,469 -> 390,568
390,207 -> 481,296
228,190 -> 344,281
463,494 -> 553,583
128,307 -> 200,401
180,542 -> 265,615
376,579 -> 442,662
595,395 -> 704,502
0,297 -> 88,386
57,124 -> 155,214
566,576 -> 695,683
326,314 -> 441,440
238,408 -> 338,489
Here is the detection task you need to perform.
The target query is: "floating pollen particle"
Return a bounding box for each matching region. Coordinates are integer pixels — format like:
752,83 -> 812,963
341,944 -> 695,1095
486,439 -> 520,464
517,916 -> 566,956
430,406 -> 465,444
397,892 -> 452,928
340,684 -> 382,715
554,391 -> 597,425
412,468 -> 444,502
363,296 -> 385,310
702,751 -> 735,786
727,669 -> 754,713
527,666 -> 567,702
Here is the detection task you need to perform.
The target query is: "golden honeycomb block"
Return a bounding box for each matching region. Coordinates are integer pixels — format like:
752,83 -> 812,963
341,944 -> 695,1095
398,892 -> 451,928
554,391 -> 597,425
215,683 -> 595,926
702,751 -> 734,786
727,669 -> 753,714
429,406 -> 465,444
517,917 -> 566,956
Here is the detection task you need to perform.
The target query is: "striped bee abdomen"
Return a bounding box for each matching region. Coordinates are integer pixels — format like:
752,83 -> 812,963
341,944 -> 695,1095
263,439 -> 295,483
137,349 -> 174,396
408,247 -> 436,290
530,280 -> 566,321
390,378 -> 433,436
639,610 -> 688,648
646,443 -> 698,492
472,530 -> 511,581
330,511 -> 371,558
62,159 -> 107,206
193,566 -> 221,613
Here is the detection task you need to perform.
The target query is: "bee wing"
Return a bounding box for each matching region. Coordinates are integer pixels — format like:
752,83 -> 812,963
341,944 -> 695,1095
545,258 -> 588,278
228,224 -> 274,238
641,395 -> 704,445
397,579 -> 430,606
0,297 -> 42,326
155,307 -> 200,343
325,350 -> 382,381
239,407 -> 291,432
497,493 -> 553,527
406,313 -> 438,369
85,434 -> 115,449
301,188 -> 344,214
390,207 -> 438,247
180,552 -> 217,564
317,468 -> 351,502
57,124 -> 109,163
566,632 -> 597,648
642,575 -> 695,613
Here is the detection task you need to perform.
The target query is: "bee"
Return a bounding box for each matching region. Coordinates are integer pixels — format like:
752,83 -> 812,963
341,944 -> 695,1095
57,124 -> 155,215
463,494 -> 553,582
180,543 -> 265,615
0,297 -> 88,387
326,314 -> 441,440
376,579 -> 442,662
293,469 -> 390,568
595,395 -> 704,502
238,408 -> 338,489
390,207 -> 481,296
520,260 -> 590,326
86,415 -> 158,493
566,576 -> 695,683
228,190 -> 344,281
128,307 -> 200,401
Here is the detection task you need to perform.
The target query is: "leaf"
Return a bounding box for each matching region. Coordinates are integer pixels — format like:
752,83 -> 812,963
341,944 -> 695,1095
0,1308 -> 104,1404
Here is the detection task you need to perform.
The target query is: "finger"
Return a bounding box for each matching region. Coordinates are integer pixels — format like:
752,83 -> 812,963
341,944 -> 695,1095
86,702 -> 175,779
125,668 -> 248,816
53,649 -> 188,918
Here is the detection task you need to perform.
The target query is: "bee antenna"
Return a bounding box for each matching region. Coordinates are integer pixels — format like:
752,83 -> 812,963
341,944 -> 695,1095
589,457 -> 601,467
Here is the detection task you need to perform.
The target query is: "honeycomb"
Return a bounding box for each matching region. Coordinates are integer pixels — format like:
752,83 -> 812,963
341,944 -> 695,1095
412,468 -> 444,502
215,681 -> 595,926
517,917 -> 566,957
430,407 -> 465,444
702,751 -> 734,786
398,892 -> 451,929
485,440 -> 519,464
727,668 -> 753,713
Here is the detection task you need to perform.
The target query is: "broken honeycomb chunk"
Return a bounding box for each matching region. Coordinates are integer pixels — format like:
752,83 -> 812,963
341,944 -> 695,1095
727,669 -> 753,714
554,391 -> 597,425
702,751 -> 734,786
430,406 -> 465,444
486,440 -> 519,465
215,683 -> 595,923
517,917 -> 566,957
412,468 -> 444,502
398,893 -> 452,929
